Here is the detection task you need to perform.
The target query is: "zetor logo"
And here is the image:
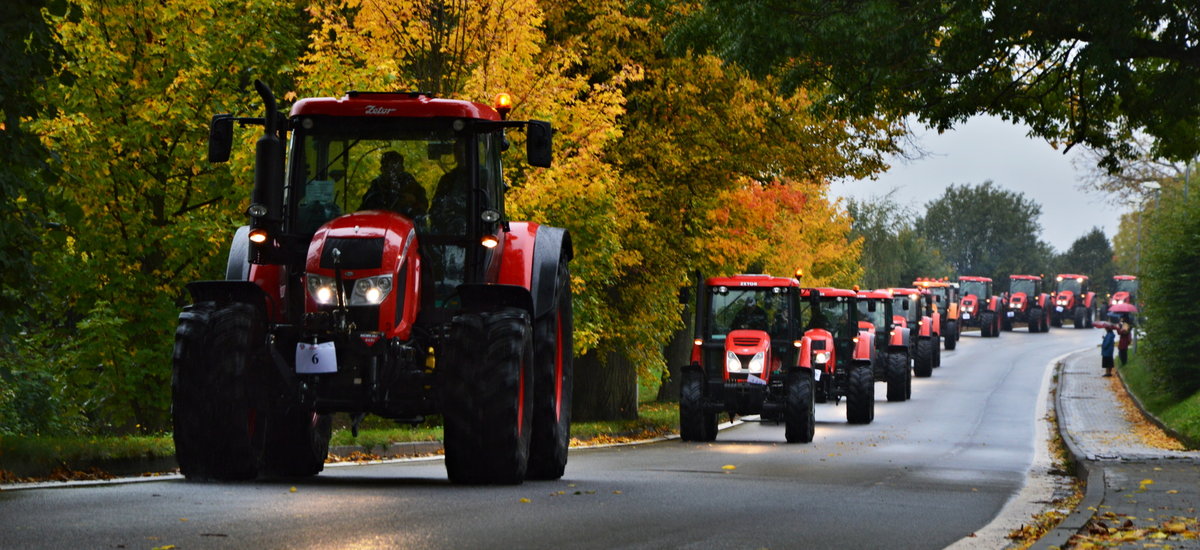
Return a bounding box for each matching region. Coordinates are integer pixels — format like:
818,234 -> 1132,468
365,105 -> 396,115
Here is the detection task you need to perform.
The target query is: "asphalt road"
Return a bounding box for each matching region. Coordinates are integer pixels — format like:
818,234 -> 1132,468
0,327 -> 1093,550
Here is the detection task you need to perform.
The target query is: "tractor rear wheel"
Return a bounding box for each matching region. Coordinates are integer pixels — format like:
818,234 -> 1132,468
784,369 -> 815,443
1074,307 -> 1087,329
172,302 -> 265,481
886,351 -> 909,402
932,334 -> 942,367
846,365 -> 875,424
262,408 -> 331,478
944,320 -> 958,350
913,339 -> 934,377
979,312 -> 994,337
680,370 -> 716,441
1029,308 -> 1044,333
1002,314 -> 1013,331
442,308 -> 534,484
527,257 -> 573,481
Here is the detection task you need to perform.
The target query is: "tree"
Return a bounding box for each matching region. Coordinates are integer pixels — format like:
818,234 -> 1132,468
917,181 -> 1054,282
671,0 -> 1200,170
847,192 -> 952,288
1054,227 -> 1116,296
1140,191 -> 1200,397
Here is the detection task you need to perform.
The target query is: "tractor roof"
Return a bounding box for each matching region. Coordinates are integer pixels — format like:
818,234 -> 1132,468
958,276 -> 993,282
913,278 -> 957,288
1056,274 -> 1089,280
707,274 -> 800,288
1009,274 -> 1043,281
857,290 -> 892,300
1113,275 -> 1138,281
801,287 -> 857,298
291,92 -> 502,121
879,288 -> 924,299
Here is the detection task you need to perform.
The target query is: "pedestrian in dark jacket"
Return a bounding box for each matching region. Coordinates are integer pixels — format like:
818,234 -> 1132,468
1100,324 -> 1116,377
1117,318 -> 1132,366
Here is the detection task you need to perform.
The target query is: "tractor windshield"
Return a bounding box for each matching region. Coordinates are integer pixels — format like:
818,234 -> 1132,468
803,296 -> 853,340
1114,279 -> 1138,294
960,280 -> 988,298
856,299 -> 887,332
891,294 -> 921,324
1057,278 -> 1084,294
707,287 -> 793,340
1010,279 -> 1037,295
924,287 -> 951,308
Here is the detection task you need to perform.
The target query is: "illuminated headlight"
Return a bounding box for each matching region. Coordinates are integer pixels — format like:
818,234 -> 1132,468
1113,298 -> 1125,304
306,273 -> 337,305
1010,302 -> 1020,309
746,352 -> 765,374
813,352 -> 830,364
726,351 -> 742,373
351,275 -> 393,306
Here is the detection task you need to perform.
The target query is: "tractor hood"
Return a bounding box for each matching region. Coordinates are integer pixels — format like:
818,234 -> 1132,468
723,329 -> 774,383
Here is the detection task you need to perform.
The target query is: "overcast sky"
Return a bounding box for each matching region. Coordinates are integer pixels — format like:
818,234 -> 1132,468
829,115 -> 1129,253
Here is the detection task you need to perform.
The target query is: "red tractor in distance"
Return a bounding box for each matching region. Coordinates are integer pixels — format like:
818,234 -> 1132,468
799,288 -> 877,423
883,288 -> 940,377
857,290 -> 912,402
1050,274 -> 1095,328
680,274 -> 817,443
1101,275 -> 1139,319
958,276 -> 1005,337
1003,275 -> 1051,333
914,278 -> 960,350
174,82 -> 574,485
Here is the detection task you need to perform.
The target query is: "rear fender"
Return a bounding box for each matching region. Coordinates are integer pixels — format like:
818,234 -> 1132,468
500,222 -> 573,321
947,302 -> 959,320
852,330 -> 874,362
918,316 -> 933,338
794,336 -> 812,369
458,283 -> 533,315
1084,292 -> 1095,308
930,312 -> 941,336
804,328 -> 835,374
889,326 -> 910,349
186,280 -> 271,320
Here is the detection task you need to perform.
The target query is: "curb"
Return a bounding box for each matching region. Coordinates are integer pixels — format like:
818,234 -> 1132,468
1115,366 -> 1200,450
1030,352 -> 1103,550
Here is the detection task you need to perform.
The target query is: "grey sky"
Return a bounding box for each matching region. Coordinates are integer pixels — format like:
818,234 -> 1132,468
830,115 -> 1128,253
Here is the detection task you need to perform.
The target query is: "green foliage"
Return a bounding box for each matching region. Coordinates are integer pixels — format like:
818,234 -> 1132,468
847,192 -> 952,288
1119,353 -> 1200,449
1055,228 -> 1117,295
917,181 -> 1054,281
672,0 -> 1200,170
1140,191 -> 1200,398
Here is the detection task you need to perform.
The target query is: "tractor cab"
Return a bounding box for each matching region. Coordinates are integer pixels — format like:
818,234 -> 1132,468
798,288 -> 876,422
1051,274 -> 1095,328
857,289 -> 912,401
914,278 -> 960,348
1111,275 -> 1139,306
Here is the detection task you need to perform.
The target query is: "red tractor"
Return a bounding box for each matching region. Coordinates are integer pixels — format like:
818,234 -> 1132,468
914,278 -> 961,350
799,288 -> 877,423
680,274 -> 818,443
173,82 -> 574,485
958,276 -> 1005,337
857,290 -> 912,402
1003,275 -> 1051,333
883,288 -> 940,377
1101,275 -> 1139,319
1050,274 -> 1095,328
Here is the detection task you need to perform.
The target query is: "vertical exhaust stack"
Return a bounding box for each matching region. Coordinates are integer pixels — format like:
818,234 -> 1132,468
250,80 -> 285,248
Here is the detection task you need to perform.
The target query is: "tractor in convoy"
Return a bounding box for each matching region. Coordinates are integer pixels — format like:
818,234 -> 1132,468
679,274 -> 817,443
1101,275 -> 1139,319
799,287 -> 876,422
958,276 -> 1005,337
883,288 -> 940,377
914,278 -> 960,350
1050,274 -> 1095,328
1003,275 -> 1051,333
857,289 -> 912,402
173,81 -> 574,485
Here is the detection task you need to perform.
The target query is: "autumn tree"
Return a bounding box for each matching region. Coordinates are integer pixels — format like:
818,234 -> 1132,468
1054,228 -> 1116,295
671,0 -> 1200,170
25,0 -> 311,433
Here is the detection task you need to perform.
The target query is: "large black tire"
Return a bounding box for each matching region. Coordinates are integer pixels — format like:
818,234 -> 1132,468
442,308 -> 534,484
885,351 -> 909,402
932,334 -> 942,367
1001,314 -> 1013,331
1073,306 -> 1087,329
845,365 -> 874,424
679,370 -> 717,441
784,370 -> 815,443
172,302 -> 265,481
944,320 -> 958,350
913,339 -> 934,378
979,312 -> 993,337
262,408 -> 332,478
1029,308 -> 1044,333
526,258 -> 574,480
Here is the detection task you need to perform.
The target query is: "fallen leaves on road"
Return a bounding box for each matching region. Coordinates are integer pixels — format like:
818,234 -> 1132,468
1005,482 -> 1083,549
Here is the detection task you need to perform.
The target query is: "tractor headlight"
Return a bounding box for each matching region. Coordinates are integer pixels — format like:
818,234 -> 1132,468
350,275 -> 394,306
306,273 -> 337,305
747,352 -> 765,374
814,352 -> 830,365
726,351 -> 742,373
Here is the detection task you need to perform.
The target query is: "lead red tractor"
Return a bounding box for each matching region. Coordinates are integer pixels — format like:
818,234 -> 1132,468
914,278 -> 960,350
958,276 -> 1005,337
1050,274 -> 1095,328
680,274 -> 817,443
1003,275 -> 1051,333
857,290 -> 912,402
174,82 -> 574,485
883,288 -> 940,377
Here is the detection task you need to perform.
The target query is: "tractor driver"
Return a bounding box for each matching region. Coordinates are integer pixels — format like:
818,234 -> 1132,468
732,297 -> 770,331
360,151 -> 428,217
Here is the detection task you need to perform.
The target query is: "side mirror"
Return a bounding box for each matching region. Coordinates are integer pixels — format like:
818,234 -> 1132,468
208,114 -> 234,163
526,120 -> 552,168
901,300 -> 909,311
867,301 -> 877,313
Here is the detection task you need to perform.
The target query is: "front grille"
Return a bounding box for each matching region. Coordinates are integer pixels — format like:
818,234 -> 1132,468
732,337 -> 761,346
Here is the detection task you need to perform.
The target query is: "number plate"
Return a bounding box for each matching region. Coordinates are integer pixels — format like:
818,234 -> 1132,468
813,369 -> 822,381
296,341 -> 337,374
1007,311 -> 1015,318
962,313 -> 971,320
1056,306 -> 1064,312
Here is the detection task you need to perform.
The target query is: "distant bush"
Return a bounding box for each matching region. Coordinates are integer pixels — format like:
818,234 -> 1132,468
1141,194 -> 1200,398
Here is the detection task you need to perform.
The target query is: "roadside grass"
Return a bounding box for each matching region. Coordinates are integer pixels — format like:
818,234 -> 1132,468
1119,351 -> 1200,448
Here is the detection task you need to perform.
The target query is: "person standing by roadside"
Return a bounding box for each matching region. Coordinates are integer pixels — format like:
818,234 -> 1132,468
1100,323 -> 1116,377
1117,317 -> 1133,366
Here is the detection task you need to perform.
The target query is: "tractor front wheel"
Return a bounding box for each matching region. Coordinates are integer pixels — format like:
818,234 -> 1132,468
784,369 -> 815,443
846,365 -> 875,424
442,308 -> 534,484
680,370 -> 716,442
886,351 -> 910,402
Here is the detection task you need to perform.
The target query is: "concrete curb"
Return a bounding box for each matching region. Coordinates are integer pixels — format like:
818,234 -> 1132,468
1030,352 -> 1103,550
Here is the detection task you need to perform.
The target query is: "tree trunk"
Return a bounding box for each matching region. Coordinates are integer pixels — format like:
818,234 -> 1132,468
572,349 -> 638,422
656,312 -> 693,402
